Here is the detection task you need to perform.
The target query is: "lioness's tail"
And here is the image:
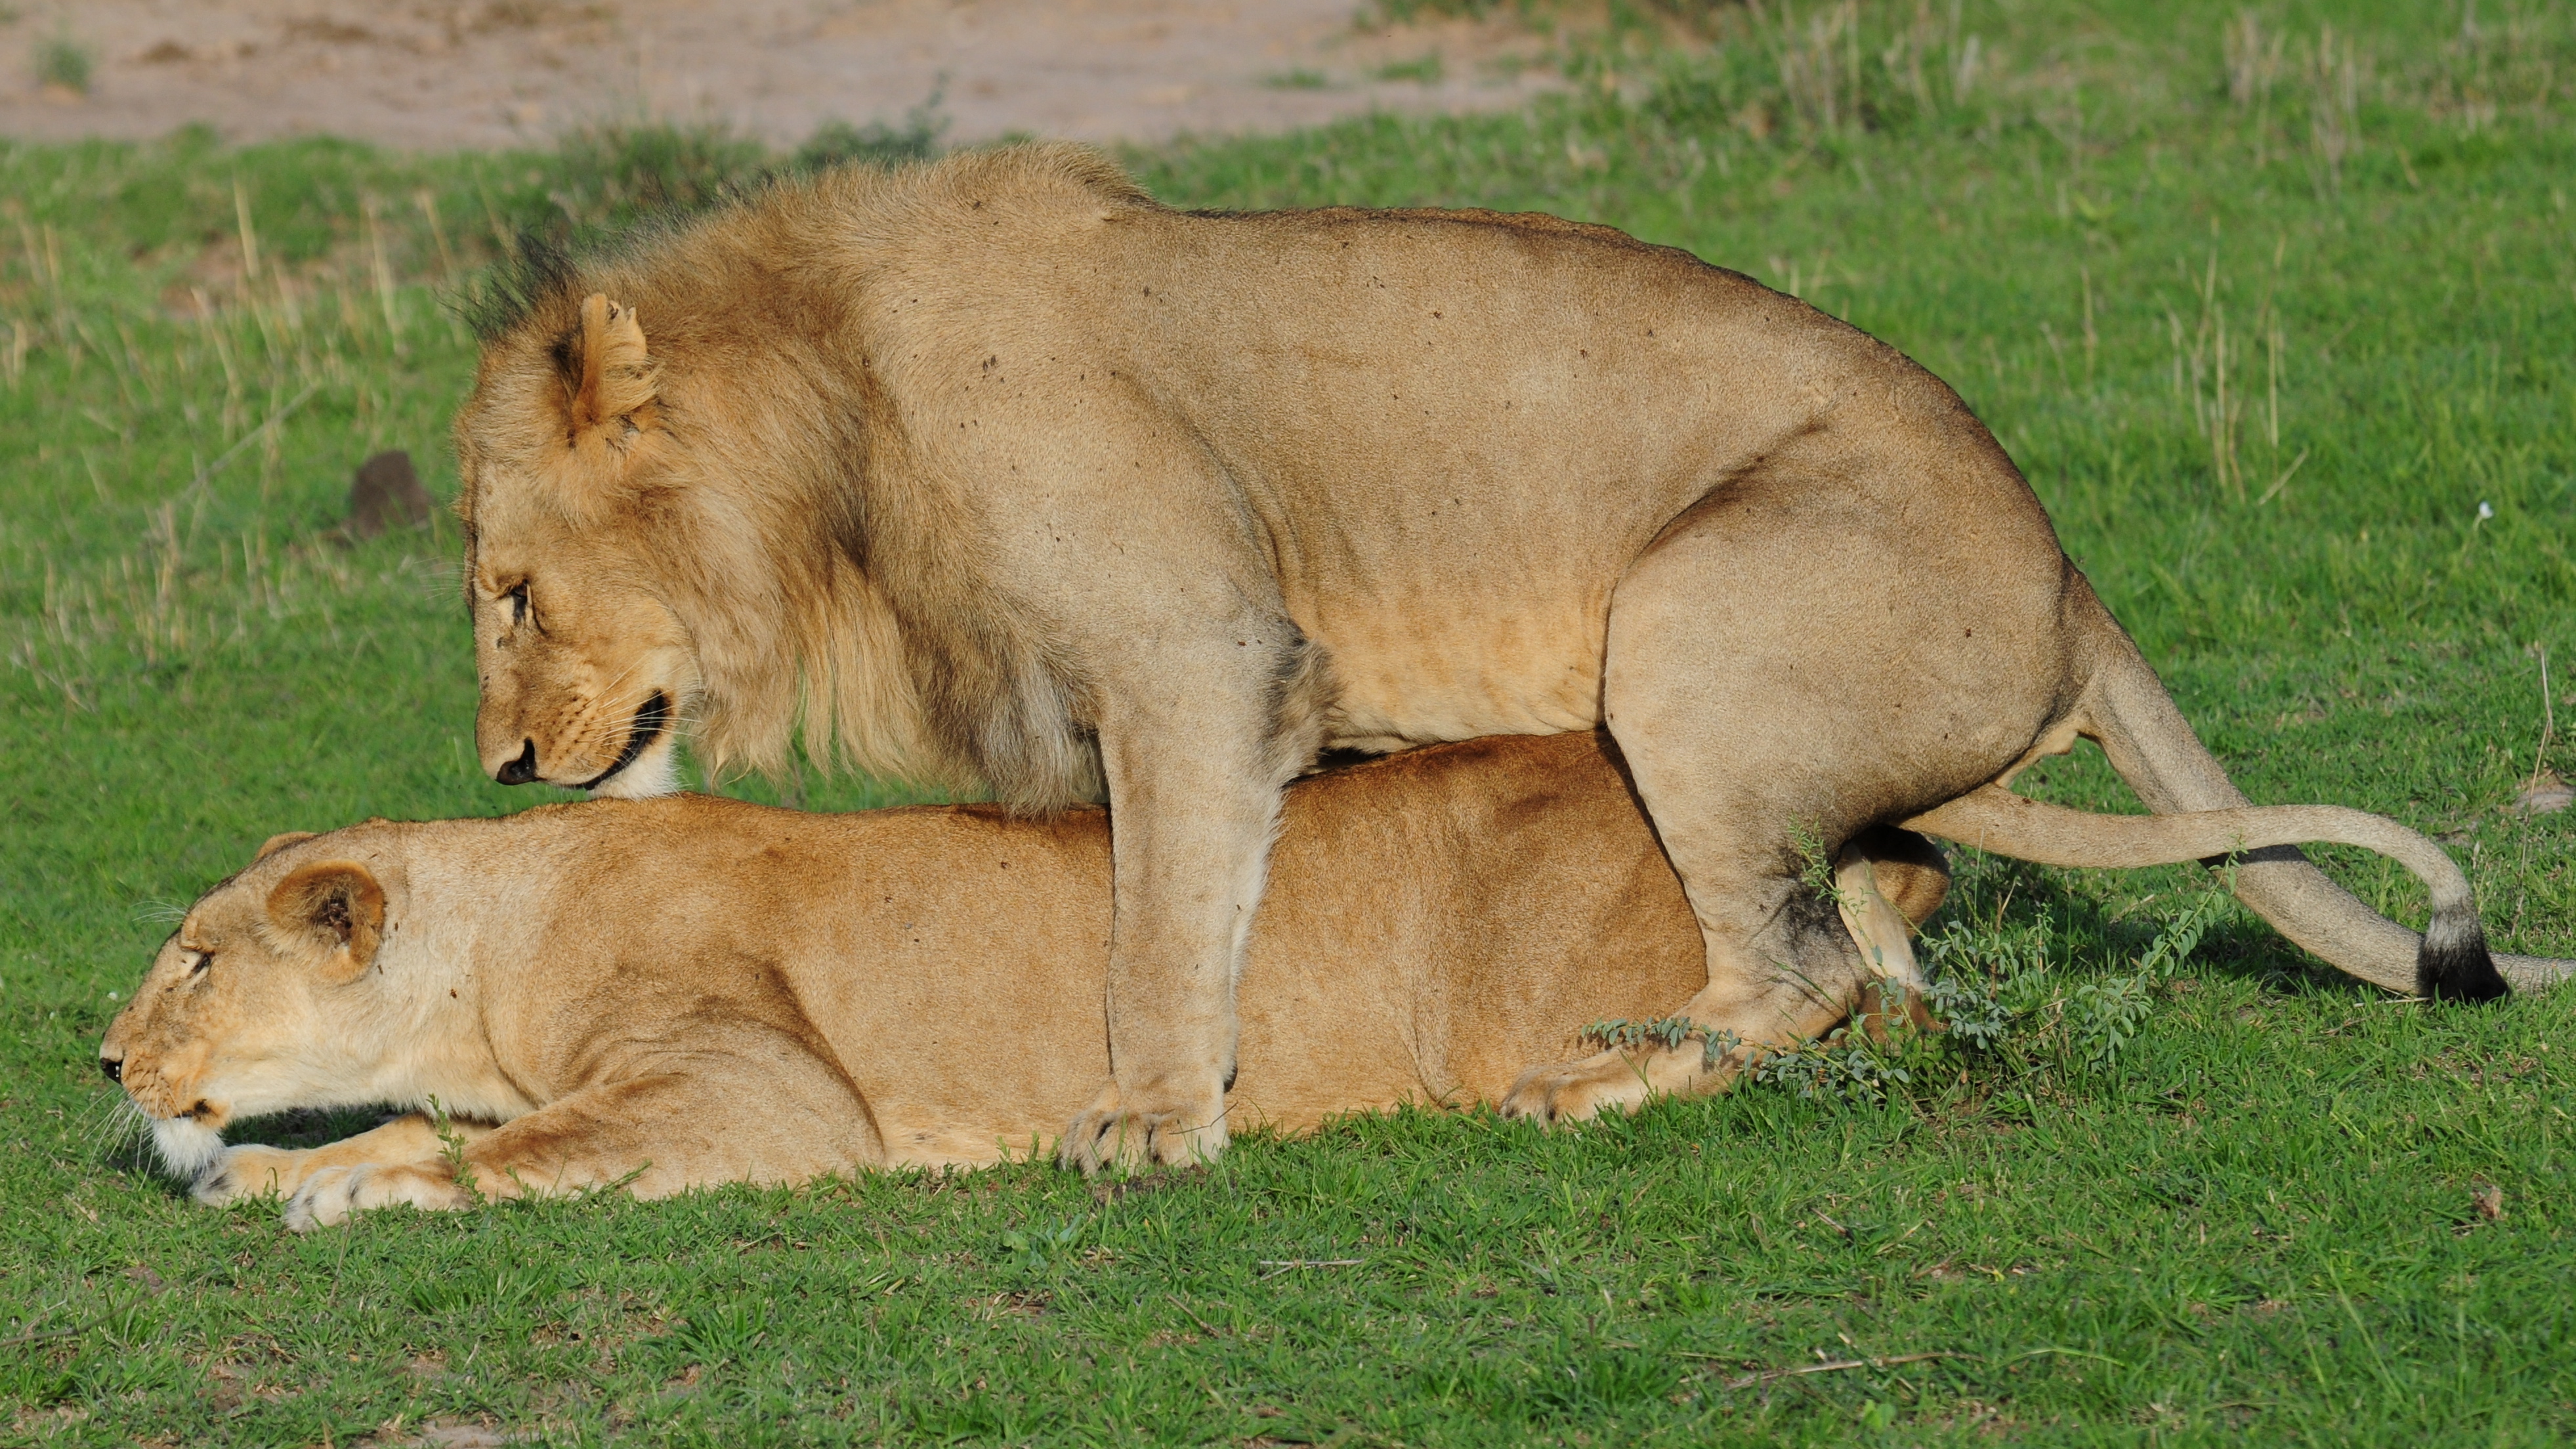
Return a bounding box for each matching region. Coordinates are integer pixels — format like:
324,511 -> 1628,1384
1904,589 -> 2572,999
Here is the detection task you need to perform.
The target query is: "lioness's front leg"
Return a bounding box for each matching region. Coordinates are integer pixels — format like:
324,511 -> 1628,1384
1057,632 -> 1325,1173
194,1113 -> 494,1207
283,1061 -> 881,1230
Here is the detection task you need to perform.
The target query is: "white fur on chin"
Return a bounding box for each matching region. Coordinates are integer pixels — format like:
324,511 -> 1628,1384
152,1116 -> 226,1181
587,738 -> 681,800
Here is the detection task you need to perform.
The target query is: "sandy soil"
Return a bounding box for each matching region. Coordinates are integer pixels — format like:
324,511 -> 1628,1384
0,1 -> 1561,151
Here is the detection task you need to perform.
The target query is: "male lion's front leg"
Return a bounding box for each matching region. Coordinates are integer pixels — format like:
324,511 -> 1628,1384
1057,635 -> 1322,1173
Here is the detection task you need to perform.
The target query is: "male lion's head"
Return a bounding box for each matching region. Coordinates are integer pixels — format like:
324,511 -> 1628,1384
99,833 -> 407,1181
456,290 -> 700,799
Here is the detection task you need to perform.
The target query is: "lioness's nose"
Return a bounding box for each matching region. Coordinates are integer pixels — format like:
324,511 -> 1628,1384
496,740 -> 539,786
100,1055 -> 122,1083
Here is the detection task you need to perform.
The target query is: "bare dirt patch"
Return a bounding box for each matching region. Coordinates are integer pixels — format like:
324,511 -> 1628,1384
0,1 -> 1560,150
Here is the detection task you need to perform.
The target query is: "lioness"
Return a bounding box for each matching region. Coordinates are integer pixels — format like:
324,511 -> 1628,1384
100,735 -> 1941,1228
454,144 -> 2553,1169
101,732 -> 2506,1228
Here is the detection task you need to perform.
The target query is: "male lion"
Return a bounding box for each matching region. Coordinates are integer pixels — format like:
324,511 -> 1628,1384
102,732 -> 2512,1228
454,144 -> 2552,1170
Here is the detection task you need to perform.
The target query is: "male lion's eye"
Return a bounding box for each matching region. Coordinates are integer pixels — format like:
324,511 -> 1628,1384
504,581 -> 529,626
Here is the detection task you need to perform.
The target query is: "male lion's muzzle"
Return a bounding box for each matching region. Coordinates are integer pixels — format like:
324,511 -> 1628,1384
577,690 -> 670,790
486,690 -> 672,794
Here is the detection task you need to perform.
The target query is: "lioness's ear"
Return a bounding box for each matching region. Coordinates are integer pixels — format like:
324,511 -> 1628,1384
255,831 -> 316,863
266,861 -> 387,984
564,293 -> 658,446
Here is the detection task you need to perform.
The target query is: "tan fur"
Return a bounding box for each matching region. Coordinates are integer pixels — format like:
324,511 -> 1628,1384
100,734 -> 1947,1228
454,144 -> 2555,1166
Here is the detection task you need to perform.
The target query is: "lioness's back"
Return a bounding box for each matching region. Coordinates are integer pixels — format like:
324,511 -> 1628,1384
490,734 -> 1702,1149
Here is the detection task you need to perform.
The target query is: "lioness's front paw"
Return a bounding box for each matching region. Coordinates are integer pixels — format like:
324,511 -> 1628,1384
1057,1082 -> 1229,1174
283,1162 -> 472,1232
193,1144 -> 304,1206
1500,1047 -> 1709,1124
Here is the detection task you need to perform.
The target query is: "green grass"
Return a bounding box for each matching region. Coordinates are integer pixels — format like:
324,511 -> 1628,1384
1375,53 -> 1448,85
6,0 -> 2576,1441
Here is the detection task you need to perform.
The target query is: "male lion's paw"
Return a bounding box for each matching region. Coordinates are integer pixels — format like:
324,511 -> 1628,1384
192,1144 -> 304,1206
283,1162 -> 472,1232
1498,1049 -> 1670,1124
1057,1081 -> 1229,1175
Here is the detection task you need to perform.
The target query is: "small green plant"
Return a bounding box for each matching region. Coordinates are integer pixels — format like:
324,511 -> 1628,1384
1791,821 -> 1865,912
1747,1026 -> 1916,1102
2065,971 -> 2157,1066
425,1094 -> 481,1204
1582,1015 -> 1741,1070
1263,68 -> 1333,91
1910,892 -> 2224,1078
33,32 -> 90,94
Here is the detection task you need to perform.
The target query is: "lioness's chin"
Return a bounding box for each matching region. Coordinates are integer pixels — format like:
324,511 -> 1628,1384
151,1116 -> 226,1182
586,738 -> 681,800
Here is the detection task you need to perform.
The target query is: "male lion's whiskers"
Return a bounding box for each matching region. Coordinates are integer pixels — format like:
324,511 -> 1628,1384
404,555 -> 467,600
562,659 -> 683,778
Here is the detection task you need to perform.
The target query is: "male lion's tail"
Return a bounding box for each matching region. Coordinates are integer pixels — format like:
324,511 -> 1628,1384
1902,587 -> 2573,1000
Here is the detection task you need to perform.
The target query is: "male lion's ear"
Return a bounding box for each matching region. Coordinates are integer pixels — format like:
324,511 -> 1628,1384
265,861 -> 387,984
564,293 -> 658,446
254,831 -> 317,863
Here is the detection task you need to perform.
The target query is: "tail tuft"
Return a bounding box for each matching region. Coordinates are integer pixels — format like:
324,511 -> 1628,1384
2419,912 -> 2510,1003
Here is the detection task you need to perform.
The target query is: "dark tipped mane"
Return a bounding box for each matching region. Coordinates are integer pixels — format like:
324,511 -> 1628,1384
456,235 -> 583,344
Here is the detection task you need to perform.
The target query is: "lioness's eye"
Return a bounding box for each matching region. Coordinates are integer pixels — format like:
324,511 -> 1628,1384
186,951 -> 210,977
504,581 -> 529,625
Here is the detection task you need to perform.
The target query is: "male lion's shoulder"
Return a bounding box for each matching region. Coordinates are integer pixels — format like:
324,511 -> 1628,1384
1193,203 -> 1714,273
913,142 -> 1157,213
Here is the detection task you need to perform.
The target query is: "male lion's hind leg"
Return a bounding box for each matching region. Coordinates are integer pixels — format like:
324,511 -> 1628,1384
194,1113 -> 492,1208
1502,472 -> 2008,1125
1498,835 -> 1939,1122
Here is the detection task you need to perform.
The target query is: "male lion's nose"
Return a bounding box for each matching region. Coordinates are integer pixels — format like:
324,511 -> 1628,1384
496,740 -> 539,786
100,1055 -> 122,1083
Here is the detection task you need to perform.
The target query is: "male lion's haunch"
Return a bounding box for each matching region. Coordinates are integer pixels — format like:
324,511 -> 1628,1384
452,144 -> 2554,1167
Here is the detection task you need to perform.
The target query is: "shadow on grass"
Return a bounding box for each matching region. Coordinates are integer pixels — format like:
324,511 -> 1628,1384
1940,845 -> 2376,1001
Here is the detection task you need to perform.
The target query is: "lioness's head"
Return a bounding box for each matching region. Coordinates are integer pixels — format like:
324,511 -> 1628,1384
99,833 -> 406,1181
457,290 -> 700,799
